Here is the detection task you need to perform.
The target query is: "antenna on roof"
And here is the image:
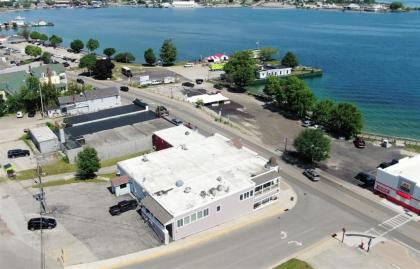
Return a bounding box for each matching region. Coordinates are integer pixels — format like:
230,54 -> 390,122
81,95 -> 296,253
181,144 -> 187,150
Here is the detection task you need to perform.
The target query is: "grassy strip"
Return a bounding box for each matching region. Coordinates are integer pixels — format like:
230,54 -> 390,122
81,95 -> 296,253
20,133 -> 36,152
31,178 -> 104,188
405,144 -> 420,153
100,151 -> 149,167
273,259 -> 313,269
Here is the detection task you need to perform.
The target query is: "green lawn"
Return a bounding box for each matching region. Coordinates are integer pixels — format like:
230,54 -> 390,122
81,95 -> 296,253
273,259 -> 313,269
100,151 -> 149,167
31,178 -> 104,188
405,144 -> 420,153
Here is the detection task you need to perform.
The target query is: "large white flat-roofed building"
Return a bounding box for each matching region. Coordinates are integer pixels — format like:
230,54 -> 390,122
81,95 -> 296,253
152,125 -> 205,151
118,133 -> 280,243
29,126 -> 59,153
256,65 -> 292,79
375,155 -> 420,214
187,93 -> 230,107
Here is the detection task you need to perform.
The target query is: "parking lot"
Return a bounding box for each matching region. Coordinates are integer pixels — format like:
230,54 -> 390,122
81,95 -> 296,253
0,140 -> 35,177
9,180 -> 160,265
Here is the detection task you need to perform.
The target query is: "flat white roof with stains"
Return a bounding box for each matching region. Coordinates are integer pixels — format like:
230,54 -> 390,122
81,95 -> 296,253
383,155 -> 420,184
118,134 -> 270,218
153,125 -> 205,147
30,126 -> 58,142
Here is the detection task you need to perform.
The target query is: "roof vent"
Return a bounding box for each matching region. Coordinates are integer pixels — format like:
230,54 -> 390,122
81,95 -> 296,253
216,176 -> 222,182
142,177 -> 146,182
217,184 -> 224,191
184,187 -> 191,193
142,155 -> 149,162
181,144 -> 188,150
185,131 -> 190,136
209,187 -> 217,196
200,190 -> 207,198
175,180 -> 184,187
225,186 -> 230,193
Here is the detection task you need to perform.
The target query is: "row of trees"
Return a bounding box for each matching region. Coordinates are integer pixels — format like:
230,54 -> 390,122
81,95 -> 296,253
264,75 -> 363,139
29,31 -> 63,48
24,44 -> 53,64
144,39 -> 177,66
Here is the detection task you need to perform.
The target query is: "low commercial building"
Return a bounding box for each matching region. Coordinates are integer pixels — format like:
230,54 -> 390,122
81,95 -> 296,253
375,155 -> 420,214
118,133 -> 280,243
49,87 -> 121,117
152,125 -> 205,151
187,93 -> 230,107
111,176 -> 130,197
256,65 -> 292,79
29,126 -> 59,153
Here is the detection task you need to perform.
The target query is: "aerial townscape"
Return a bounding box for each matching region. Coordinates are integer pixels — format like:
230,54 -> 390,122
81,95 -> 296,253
0,1 -> 419,269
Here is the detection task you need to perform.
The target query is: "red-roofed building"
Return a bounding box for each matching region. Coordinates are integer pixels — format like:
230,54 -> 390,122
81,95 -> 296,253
206,53 -> 229,63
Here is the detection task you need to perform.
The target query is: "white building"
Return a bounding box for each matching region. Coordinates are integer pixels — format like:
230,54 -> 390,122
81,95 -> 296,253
171,1 -> 198,8
256,65 -> 292,79
29,126 -> 59,153
118,131 -> 280,243
375,155 -> 420,214
51,87 -> 121,117
187,93 -> 230,107
111,176 -> 131,197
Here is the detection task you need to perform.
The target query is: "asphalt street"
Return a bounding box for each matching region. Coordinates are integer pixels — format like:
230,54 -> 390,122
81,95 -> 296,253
67,73 -> 420,268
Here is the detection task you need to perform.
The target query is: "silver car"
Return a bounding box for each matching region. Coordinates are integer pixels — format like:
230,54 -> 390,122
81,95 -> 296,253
303,169 -> 320,181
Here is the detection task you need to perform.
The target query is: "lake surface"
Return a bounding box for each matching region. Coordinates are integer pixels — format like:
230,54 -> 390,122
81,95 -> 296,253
1,7 -> 420,139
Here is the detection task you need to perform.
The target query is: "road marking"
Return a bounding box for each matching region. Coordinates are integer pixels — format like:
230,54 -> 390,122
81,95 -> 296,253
280,231 -> 287,239
288,241 -> 303,247
365,213 -> 412,237
391,237 -> 420,254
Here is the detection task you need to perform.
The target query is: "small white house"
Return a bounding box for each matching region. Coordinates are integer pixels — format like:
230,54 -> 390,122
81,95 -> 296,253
30,126 -> 59,153
256,66 -> 292,79
111,176 -> 131,196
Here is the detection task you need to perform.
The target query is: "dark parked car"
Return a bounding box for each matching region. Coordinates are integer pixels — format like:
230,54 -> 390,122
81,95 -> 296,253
171,118 -> 183,126
355,172 -> 376,186
120,86 -> 129,92
27,217 -> 57,231
182,82 -> 194,88
303,169 -> 320,181
354,137 -> 366,149
76,78 -> 85,84
8,149 -> 30,158
378,159 -> 398,169
28,110 -> 36,118
156,105 -> 169,117
195,79 -> 204,84
63,62 -> 70,68
109,200 -> 138,216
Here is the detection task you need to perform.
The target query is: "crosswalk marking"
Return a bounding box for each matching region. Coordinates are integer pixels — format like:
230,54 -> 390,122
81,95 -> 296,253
365,213 -> 412,237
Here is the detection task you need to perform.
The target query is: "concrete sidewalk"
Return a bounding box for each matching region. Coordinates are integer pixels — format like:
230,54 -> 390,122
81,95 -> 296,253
66,181 -> 297,269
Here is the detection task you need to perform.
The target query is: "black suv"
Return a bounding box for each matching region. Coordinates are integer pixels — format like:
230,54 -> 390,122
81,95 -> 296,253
109,200 -> 138,216
355,172 -> 376,186
8,149 -> 30,158
120,86 -> 129,92
27,217 -> 57,231
76,78 -> 85,84
182,82 -> 194,88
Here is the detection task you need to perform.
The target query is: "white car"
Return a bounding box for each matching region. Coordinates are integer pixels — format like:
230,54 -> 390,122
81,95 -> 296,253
16,111 -> 23,118
184,62 -> 194,68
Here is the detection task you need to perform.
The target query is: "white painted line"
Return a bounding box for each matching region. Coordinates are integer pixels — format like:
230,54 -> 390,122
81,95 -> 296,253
280,231 -> 287,240
391,237 -> 420,254
288,241 -> 303,247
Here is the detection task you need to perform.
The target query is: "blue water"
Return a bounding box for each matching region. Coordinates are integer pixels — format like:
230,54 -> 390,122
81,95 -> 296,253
1,8 -> 420,139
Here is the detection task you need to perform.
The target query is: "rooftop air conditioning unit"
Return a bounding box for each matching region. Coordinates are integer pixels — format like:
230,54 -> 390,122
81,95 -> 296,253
217,184 -> 224,192
142,155 -> 148,162
181,144 -> 187,150
200,191 -> 206,198
216,176 -> 222,182
175,180 -> 184,187
209,187 -> 217,196
184,187 -> 191,193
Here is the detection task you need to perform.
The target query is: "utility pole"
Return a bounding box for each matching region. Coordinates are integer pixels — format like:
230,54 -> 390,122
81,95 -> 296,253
38,83 -> 44,119
34,156 -> 47,269
342,227 -> 346,243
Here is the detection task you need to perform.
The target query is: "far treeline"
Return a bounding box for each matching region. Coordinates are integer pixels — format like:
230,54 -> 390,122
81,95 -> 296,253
223,49 -> 363,163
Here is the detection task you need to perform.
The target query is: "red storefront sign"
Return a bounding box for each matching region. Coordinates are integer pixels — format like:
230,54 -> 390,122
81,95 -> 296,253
376,184 -> 390,194
397,191 -> 412,200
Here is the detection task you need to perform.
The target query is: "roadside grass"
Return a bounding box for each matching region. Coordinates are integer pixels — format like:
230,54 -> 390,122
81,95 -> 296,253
16,151 -> 148,180
20,133 -> 36,152
31,178 -> 104,188
405,144 -> 420,153
273,259 -> 313,269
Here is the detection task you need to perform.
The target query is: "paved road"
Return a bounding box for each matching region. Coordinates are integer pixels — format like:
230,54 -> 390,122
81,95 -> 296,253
67,73 -> 420,268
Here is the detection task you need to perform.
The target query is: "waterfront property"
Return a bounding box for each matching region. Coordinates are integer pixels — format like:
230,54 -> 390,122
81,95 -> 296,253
117,129 -> 281,243
375,155 -> 420,214
256,65 -> 292,79
48,87 -> 121,117
187,93 -> 230,107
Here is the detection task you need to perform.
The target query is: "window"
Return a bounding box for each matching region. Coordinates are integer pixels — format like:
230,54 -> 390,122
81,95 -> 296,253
177,219 -> 183,228
203,208 -> 209,217
197,211 -> 203,219
191,213 -> 197,222
250,190 -> 253,196
217,206 -> 221,212
240,194 -> 243,200
255,186 -> 262,192
119,183 -> 127,189
184,216 -> 190,225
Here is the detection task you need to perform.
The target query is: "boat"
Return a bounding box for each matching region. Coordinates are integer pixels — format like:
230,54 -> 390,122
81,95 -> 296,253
31,20 -> 54,27
10,16 -> 26,27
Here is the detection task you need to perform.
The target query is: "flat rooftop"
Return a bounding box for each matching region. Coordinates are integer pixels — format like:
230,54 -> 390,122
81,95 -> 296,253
118,134 -> 270,219
187,93 -> 229,105
64,103 -> 146,126
153,125 -> 205,147
383,155 -> 420,184
65,110 -> 157,138
30,126 -> 58,142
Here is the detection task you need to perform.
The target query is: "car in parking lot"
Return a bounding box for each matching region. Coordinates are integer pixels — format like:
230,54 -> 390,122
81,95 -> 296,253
355,172 -> 376,186
8,149 -> 30,158
63,62 -> 70,67
3,163 -> 16,176
302,120 -> 314,127
76,78 -> 84,84
171,118 -> 183,126
16,111 -> 23,118
378,159 -> 398,169
303,169 -> 320,181
109,200 -> 138,216
195,78 -> 204,84
120,86 -> 129,92
184,62 -> 194,68
182,82 -> 194,88
354,137 -> 366,149
27,217 -> 57,231
28,110 -> 36,118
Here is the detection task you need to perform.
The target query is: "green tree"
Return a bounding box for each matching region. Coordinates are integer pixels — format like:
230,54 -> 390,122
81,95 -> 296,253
223,50 -> 257,88
294,129 -> 331,162
5,93 -> 23,113
330,103 -> 363,139
40,82 -> 59,109
86,38 -> 100,53
19,76 -> 40,111
49,35 -> 63,48
94,59 -> 115,80
70,39 -> 84,53
103,47 -> 116,58
114,52 -> 136,63
79,54 -> 97,76
263,76 -> 282,97
144,48 -> 156,65
0,98 -> 7,117
159,39 -> 177,66
25,45 -> 42,58
18,26 -> 30,40
30,31 -> 42,40
41,51 -> 52,64
390,1 -> 404,10
287,85 -> 316,118
312,99 -> 335,128
76,147 -> 101,180
281,51 -> 299,68
39,33 -> 48,42
259,47 -> 278,61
